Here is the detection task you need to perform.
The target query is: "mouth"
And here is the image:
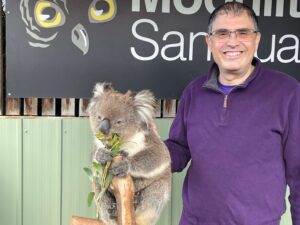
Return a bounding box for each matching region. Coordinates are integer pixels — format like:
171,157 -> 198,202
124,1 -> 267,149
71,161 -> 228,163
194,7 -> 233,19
223,51 -> 243,58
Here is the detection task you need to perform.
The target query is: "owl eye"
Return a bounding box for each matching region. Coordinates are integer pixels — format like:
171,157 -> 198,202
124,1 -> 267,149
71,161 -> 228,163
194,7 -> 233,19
88,0 -> 117,23
34,1 -> 66,28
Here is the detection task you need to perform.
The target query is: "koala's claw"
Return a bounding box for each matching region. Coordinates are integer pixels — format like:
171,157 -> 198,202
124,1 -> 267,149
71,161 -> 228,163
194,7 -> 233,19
134,191 -> 142,209
108,202 -> 118,219
118,150 -> 128,158
110,160 -> 129,177
95,148 -> 112,163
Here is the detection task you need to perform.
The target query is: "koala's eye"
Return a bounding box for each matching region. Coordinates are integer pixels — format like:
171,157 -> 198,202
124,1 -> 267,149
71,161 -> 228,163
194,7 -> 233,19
97,116 -> 102,120
115,120 -> 123,125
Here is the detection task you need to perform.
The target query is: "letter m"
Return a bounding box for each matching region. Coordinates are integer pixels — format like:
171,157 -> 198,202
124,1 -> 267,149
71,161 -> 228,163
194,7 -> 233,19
132,0 -> 159,12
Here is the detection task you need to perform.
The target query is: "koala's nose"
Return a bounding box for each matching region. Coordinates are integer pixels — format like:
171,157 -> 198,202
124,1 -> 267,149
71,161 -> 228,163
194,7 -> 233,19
99,118 -> 111,135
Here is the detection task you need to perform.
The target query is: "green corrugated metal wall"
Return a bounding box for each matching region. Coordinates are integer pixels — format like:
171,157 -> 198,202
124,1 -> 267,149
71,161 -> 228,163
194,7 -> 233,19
0,118 -> 292,225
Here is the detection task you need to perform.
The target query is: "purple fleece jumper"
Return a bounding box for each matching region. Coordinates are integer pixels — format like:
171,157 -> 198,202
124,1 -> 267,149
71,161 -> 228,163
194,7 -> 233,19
165,58 -> 300,225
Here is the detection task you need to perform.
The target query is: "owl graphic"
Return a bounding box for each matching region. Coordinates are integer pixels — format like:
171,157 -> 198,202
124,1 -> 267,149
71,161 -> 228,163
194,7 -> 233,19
19,0 -> 117,55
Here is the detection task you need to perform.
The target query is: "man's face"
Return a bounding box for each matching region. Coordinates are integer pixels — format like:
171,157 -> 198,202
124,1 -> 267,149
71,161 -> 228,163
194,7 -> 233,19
205,11 -> 261,76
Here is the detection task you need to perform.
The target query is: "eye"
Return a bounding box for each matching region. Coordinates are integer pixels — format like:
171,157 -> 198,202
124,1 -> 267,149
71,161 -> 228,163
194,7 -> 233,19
115,120 -> 123,125
214,29 -> 229,39
97,116 -> 102,120
237,29 -> 250,37
88,0 -> 117,23
34,1 -> 65,28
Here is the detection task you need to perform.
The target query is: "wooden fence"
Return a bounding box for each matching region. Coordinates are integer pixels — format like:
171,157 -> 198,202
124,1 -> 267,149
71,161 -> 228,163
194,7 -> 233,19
2,98 -> 177,117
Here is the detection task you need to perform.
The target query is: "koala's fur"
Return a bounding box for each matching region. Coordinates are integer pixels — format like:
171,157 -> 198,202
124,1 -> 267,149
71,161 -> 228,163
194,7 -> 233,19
88,83 -> 171,225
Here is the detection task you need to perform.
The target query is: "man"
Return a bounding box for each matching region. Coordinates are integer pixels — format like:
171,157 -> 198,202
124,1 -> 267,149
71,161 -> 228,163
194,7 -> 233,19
164,2 -> 300,225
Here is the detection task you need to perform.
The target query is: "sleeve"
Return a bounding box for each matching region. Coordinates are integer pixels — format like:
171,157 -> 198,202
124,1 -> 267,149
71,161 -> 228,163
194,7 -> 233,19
164,91 -> 191,173
283,87 -> 300,225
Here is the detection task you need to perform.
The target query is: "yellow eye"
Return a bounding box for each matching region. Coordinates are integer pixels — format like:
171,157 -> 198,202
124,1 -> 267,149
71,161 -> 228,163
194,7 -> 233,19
34,1 -> 65,28
88,0 -> 117,23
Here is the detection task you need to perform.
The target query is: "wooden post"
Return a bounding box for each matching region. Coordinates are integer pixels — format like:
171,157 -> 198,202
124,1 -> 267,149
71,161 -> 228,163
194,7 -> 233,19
155,99 -> 162,118
110,156 -> 136,225
6,98 -> 21,115
70,216 -> 104,225
71,155 -> 135,225
61,98 -> 75,116
79,98 -> 89,117
42,98 -> 55,116
162,99 -> 177,118
24,98 -> 38,116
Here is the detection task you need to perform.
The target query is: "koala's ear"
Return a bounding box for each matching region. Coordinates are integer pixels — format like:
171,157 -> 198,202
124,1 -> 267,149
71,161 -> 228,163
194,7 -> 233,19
92,82 -> 113,98
134,90 -> 157,125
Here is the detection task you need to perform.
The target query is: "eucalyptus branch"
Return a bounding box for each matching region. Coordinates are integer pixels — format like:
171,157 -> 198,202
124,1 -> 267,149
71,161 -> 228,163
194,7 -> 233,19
83,132 -> 121,219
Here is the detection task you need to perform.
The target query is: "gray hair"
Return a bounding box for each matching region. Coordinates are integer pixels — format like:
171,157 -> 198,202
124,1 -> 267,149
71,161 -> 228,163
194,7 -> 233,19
208,2 -> 259,33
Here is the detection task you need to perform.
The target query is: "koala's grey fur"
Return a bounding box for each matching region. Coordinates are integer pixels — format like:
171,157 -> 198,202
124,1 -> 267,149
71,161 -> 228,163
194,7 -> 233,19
88,83 -> 171,225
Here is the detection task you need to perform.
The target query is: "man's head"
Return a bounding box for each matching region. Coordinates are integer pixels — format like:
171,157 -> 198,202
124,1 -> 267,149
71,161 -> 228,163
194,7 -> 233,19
205,2 -> 261,83
207,2 -> 259,34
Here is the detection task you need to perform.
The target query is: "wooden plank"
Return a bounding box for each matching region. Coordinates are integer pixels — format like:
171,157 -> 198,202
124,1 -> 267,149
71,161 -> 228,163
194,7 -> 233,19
24,98 -> 38,116
155,99 -> 162,118
61,98 -> 75,116
22,118 -> 62,225
79,98 -> 89,117
6,98 -> 21,115
41,98 -> 55,116
162,99 -> 177,118
61,119 -> 96,224
0,118 -> 22,225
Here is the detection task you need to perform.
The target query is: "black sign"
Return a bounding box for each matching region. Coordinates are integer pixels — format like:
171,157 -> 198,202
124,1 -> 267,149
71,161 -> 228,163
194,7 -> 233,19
5,0 -> 300,98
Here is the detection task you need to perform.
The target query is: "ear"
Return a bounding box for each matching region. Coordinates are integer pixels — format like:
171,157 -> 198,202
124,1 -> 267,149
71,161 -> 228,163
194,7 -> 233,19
134,90 -> 156,126
88,82 -> 113,115
92,82 -> 113,98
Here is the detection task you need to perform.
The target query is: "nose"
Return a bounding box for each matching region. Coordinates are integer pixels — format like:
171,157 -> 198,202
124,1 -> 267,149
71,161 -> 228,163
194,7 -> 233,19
99,118 -> 111,135
71,23 -> 89,55
227,31 -> 239,46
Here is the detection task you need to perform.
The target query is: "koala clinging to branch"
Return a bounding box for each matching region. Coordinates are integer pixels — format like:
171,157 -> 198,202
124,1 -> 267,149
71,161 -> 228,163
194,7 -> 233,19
88,82 -> 171,225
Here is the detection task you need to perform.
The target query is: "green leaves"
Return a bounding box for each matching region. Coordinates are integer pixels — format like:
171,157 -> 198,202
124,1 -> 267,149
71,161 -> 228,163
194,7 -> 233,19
83,132 -> 121,210
92,162 -> 103,174
83,167 -> 93,182
87,192 -> 95,207
104,173 -> 113,190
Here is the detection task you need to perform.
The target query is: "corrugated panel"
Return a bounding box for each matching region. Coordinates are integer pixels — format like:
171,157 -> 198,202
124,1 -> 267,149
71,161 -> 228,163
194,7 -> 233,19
61,118 -> 96,224
0,118 -> 22,225
0,118 -> 293,225
22,119 -> 62,225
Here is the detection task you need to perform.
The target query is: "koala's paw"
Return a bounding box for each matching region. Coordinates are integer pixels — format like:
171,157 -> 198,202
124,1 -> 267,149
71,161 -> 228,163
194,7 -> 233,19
95,148 -> 112,164
134,191 -> 143,209
110,160 -> 129,177
108,202 -> 118,219
118,150 -> 128,158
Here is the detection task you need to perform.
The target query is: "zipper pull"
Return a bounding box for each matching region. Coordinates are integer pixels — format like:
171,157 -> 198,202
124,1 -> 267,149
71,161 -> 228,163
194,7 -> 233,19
223,95 -> 228,109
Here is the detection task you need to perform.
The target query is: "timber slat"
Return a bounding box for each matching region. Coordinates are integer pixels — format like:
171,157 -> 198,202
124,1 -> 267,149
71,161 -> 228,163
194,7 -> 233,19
6,98 -> 21,116
155,99 -> 162,118
24,98 -> 38,116
162,99 -> 177,118
41,98 -> 55,116
79,99 -> 89,117
61,98 -> 75,116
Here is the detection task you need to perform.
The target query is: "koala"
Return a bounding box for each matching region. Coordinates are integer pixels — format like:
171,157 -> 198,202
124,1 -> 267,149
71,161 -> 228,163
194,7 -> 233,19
88,82 -> 171,225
